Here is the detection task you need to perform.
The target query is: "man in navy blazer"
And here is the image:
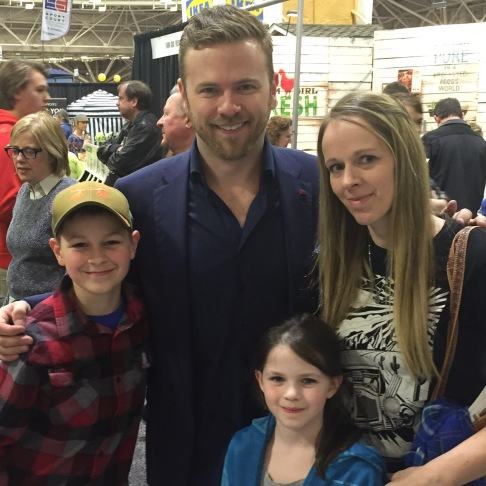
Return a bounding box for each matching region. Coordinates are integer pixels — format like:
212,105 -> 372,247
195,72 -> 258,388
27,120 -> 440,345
117,6 -> 319,485
118,141 -> 317,483
0,6 -> 319,486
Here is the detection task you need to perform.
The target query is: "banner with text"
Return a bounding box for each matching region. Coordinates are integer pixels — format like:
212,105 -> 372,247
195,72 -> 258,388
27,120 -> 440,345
41,0 -> 72,42
272,85 -> 327,119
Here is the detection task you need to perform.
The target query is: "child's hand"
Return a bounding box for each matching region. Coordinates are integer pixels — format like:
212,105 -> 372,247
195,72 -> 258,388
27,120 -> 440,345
0,301 -> 32,361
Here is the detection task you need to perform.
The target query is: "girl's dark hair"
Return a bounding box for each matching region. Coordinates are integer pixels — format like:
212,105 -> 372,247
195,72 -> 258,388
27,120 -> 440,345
254,314 -> 361,478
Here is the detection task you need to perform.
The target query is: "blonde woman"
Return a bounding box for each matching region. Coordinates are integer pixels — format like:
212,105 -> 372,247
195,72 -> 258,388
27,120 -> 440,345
317,92 -> 486,485
5,111 -> 76,300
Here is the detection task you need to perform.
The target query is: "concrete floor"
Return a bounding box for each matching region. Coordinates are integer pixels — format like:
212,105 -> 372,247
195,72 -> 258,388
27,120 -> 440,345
129,420 -> 148,486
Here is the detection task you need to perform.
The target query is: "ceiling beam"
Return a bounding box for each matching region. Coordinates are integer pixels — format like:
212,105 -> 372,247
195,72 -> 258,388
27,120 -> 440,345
459,0 -> 479,22
104,57 -> 116,77
68,11 -> 116,45
0,21 -> 25,44
108,9 -> 125,44
382,0 -> 437,25
377,2 -> 410,28
52,61 -> 90,83
372,5 -> 384,27
83,60 -> 96,82
130,8 -> 142,34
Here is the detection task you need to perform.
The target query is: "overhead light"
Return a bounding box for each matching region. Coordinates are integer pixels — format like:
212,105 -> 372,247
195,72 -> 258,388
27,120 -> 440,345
286,10 -> 298,17
99,4 -> 106,11
25,2 -> 34,8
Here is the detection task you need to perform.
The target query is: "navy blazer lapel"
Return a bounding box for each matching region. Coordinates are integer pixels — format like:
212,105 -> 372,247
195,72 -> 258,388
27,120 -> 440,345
275,148 -> 318,315
152,155 -> 190,282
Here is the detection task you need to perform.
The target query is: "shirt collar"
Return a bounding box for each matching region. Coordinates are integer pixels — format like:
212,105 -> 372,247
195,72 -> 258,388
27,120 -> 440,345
29,173 -> 63,200
189,138 -> 276,182
440,118 -> 468,127
56,274 -> 145,336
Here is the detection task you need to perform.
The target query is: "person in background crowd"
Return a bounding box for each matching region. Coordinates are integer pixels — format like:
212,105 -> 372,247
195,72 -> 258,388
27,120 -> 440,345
382,81 -> 410,96
67,114 -> 90,155
157,89 -> 195,156
385,89 -> 448,215
0,59 -> 50,304
383,82 -> 423,134
266,115 -> 292,147
5,111 -> 76,301
222,314 -> 386,486
317,92 -> 486,485
54,109 -> 72,139
423,97 -> 486,213
97,80 -> 163,186
390,91 -> 423,134
469,121 -> 483,138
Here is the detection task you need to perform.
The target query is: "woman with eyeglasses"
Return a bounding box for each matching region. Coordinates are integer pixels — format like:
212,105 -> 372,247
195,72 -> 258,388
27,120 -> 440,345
4,111 -> 76,301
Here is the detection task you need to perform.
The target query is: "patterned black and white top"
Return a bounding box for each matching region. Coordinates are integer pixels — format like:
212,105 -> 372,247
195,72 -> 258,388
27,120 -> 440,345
336,218 -> 486,472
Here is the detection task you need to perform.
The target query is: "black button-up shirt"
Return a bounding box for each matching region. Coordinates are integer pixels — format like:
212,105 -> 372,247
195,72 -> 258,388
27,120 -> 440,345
187,144 -> 288,463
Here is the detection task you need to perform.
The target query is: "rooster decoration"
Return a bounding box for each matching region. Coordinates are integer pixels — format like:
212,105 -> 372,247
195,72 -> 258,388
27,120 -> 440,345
278,69 -> 295,94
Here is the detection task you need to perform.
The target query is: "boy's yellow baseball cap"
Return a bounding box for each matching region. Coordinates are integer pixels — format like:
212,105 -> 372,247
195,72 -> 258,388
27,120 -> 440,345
52,181 -> 133,236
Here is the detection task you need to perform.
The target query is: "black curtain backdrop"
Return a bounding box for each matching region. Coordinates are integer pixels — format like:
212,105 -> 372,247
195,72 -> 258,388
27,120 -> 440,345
133,22 -> 185,117
48,83 -> 118,105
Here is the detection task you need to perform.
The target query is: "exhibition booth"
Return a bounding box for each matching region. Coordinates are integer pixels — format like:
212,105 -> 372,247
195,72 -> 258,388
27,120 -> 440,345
135,18 -> 486,153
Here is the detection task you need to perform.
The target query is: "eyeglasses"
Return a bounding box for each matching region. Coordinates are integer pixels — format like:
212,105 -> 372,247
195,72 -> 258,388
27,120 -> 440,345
4,146 -> 43,160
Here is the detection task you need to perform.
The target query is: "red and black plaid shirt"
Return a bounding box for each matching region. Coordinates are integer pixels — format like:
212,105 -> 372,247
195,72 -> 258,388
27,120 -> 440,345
0,277 -> 149,485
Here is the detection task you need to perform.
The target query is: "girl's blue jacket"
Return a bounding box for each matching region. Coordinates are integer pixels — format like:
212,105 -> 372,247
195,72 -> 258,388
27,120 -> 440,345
221,415 -> 386,486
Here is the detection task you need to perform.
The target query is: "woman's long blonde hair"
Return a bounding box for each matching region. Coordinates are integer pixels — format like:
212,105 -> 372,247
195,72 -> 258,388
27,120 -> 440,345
317,92 -> 436,379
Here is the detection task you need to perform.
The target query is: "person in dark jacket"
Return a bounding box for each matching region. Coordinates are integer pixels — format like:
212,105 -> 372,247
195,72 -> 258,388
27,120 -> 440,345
97,80 -> 163,186
422,97 -> 486,213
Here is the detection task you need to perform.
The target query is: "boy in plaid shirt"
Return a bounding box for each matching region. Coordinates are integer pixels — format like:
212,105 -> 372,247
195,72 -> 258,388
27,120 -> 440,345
0,181 -> 148,485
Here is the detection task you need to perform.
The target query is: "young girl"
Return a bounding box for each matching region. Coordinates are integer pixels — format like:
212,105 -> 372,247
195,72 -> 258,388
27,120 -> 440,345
317,92 -> 486,484
221,314 -> 386,486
